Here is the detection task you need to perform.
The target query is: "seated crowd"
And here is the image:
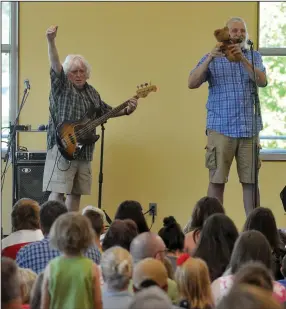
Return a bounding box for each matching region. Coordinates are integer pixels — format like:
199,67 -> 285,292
1,197 -> 286,309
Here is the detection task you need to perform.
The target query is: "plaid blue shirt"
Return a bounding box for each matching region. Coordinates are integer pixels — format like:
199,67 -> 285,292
16,236 -> 101,274
191,50 -> 266,138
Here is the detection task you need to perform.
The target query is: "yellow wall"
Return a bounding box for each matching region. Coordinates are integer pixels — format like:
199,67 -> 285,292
2,2 -> 285,234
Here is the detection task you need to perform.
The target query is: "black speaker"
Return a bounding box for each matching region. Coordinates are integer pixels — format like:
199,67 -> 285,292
15,162 -> 50,204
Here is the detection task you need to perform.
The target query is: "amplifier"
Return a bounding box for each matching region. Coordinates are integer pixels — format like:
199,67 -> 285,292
16,151 -> 47,162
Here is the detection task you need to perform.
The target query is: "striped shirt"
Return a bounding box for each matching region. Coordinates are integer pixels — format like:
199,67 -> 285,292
190,49 -> 266,138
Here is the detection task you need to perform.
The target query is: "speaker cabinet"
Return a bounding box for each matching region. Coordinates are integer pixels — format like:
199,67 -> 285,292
15,162 -> 50,204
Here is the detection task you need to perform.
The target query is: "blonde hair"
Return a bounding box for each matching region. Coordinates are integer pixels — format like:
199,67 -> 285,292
175,257 -> 213,309
49,212 -> 95,255
18,268 -> 37,303
101,246 -> 132,290
62,54 -> 91,78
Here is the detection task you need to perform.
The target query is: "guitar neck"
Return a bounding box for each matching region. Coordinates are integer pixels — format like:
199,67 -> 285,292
91,96 -> 138,128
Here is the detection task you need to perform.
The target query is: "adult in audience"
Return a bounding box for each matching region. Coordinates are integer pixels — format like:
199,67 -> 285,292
83,209 -> 104,252
1,257 -> 22,309
130,232 -> 179,303
232,261 -> 273,291
193,213 -> 239,281
128,286 -> 174,309
114,200 -> 149,234
29,272 -> 44,309
216,284 -> 281,309
102,219 -> 138,252
211,230 -> 286,305
183,197 -> 225,254
101,246 -> 133,309
16,200 -> 101,274
41,212 -> 102,309
18,268 -> 37,308
243,207 -> 286,280
175,254 -> 213,309
2,199 -> 43,259
158,216 -> 184,272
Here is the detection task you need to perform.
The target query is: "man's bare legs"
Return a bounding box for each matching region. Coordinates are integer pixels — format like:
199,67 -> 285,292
48,192 -> 81,212
207,183 -> 225,205
242,183 -> 260,216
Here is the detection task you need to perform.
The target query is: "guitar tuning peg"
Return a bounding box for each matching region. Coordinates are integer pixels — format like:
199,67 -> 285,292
145,83 -> 148,87
141,84 -> 144,88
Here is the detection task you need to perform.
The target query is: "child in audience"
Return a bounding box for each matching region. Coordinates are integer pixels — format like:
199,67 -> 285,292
175,253 -> 213,309
40,212 -> 102,309
18,268 -> 37,309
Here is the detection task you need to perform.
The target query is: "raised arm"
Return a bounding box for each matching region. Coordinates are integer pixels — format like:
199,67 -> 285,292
46,25 -> 62,74
188,44 -> 224,89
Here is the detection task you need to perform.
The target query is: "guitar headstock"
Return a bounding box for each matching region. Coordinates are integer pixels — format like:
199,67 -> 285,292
136,82 -> 157,98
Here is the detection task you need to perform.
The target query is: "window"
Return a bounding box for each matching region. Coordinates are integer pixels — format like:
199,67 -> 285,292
258,2 -> 286,160
1,2 -> 18,157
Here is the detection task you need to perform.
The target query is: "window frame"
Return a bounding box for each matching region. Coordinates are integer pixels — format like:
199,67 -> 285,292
257,2 -> 286,161
1,2 -> 18,159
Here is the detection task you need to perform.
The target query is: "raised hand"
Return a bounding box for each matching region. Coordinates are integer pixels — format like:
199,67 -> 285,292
46,25 -> 58,42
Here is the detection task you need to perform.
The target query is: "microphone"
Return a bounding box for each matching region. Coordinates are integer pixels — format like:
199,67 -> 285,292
24,79 -> 30,90
247,39 -> 254,46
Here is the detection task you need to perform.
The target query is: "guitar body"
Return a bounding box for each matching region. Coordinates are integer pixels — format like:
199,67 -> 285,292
56,114 -> 100,161
55,83 -> 157,161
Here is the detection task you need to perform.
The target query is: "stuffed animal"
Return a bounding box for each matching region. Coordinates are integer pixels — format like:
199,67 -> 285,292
214,26 -> 243,62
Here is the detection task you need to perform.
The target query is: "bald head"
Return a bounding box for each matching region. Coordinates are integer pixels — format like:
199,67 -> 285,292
130,232 -> 166,264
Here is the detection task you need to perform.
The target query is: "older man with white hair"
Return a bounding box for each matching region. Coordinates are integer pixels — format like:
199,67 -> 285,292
188,17 -> 267,215
43,25 -> 138,211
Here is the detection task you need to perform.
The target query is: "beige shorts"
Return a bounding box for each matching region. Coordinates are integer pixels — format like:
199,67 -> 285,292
205,130 -> 261,184
42,145 -> 92,195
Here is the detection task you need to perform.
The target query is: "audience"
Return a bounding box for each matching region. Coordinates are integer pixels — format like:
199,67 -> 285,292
243,207 -> 286,280
41,212 -> 102,309
280,255 -> 286,288
18,268 -> 37,308
158,216 -> 185,272
193,214 -> 239,282
175,254 -> 213,309
101,246 -> 133,309
16,200 -> 101,274
102,219 -> 138,252
2,199 -> 43,259
211,230 -> 286,305
2,257 -> 22,309
2,194 -> 285,309
130,232 -> 179,303
128,286 -> 174,309
184,197 -> 225,254
132,258 -> 168,292
232,261 -> 273,291
114,200 -> 149,234
83,208 -> 105,252
216,284 -> 281,309
29,272 -> 44,309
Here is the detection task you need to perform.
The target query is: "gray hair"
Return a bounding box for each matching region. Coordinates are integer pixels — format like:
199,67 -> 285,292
226,17 -> 249,48
101,246 -> 132,290
49,212 -> 95,255
62,54 -> 91,79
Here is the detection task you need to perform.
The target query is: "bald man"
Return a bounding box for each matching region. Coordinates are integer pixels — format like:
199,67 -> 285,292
130,232 -> 179,304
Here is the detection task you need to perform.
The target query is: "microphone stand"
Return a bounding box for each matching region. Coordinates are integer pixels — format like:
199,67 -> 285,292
1,85 -> 30,205
249,41 -> 260,209
97,123 -> 112,226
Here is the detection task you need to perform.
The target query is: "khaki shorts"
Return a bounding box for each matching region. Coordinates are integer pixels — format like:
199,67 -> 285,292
42,145 -> 92,195
205,130 -> 261,184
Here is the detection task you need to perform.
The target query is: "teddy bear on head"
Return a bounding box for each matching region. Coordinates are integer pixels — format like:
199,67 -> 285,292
214,26 -> 243,62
